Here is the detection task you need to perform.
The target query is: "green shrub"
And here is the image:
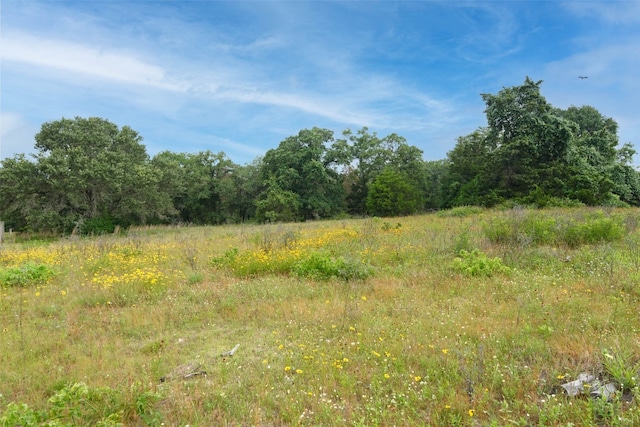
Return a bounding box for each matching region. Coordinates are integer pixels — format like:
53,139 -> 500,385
0,263 -> 56,287
294,252 -> 371,281
452,227 -> 474,254
561,213 -> 625,248
0,403 -> 42,427
294,252 -> 343,279
484,210 -> 625,248
483,217 -> 513,244
522,215 -> 557,245
602,349 -> 640,392
210,247 -> 239,267
483,212 -> 558,246
0,382 -> 161,426
251,227 -> 299,252
232,250 -> 297,277
80,215 -> 119,235
451,249 -> 510,277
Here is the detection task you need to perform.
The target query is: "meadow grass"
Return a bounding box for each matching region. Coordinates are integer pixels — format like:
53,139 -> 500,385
1,208 -> 639,426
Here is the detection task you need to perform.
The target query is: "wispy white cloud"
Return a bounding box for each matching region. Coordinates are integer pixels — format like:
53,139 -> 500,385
545,42 -> 640,86
1,23 -> 457,139
1,32 -> 186,92
209,137 -> 266,158
4,1 -> 636,165
563,2 -> 640,24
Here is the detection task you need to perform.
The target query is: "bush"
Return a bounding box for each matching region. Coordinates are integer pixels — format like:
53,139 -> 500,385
0,382 -> 162,426
366,168 -> 422,217
437,206 -> 484,218
80,215 -> 118,235
294,252 -> 371,281
484,210 -> 559,246
452,249 -> 510,277
0,262 -> 56,287
483,209 -> 626,248
483,217 -> 516,245
561,213 -> 626,248
210,247 -> 239,268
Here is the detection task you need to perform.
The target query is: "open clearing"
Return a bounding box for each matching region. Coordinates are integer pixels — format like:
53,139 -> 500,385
1,208 -> 639,426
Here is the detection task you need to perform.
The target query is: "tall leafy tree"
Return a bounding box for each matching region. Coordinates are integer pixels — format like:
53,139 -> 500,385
329,128 -> 389,214
445,128 -> 497,206
329,127 -> 427,214
366,167 -> 421,216
0,155 -> 43,231
258,128 -> 345,221
152,150 -> 238,224
448,78 -> 637,207
255,176 -> 302,223
180,151 -> 235,224
423,159 -> 450,210
481,77 -> 574,202
609,143 -> 640,205
1,117 -> 172,232
555,105 -> 626,204
150,151 -> 190,222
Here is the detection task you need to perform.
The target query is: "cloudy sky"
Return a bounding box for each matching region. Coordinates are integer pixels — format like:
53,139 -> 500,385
2,1 -> 639,165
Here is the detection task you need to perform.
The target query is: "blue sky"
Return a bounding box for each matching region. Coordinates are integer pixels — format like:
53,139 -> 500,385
2,1 -> 640,165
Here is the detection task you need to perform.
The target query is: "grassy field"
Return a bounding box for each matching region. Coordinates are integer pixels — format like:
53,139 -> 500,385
1,207 -> 639,426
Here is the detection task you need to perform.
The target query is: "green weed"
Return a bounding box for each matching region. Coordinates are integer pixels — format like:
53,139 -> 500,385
484,209 -> 627,248
209,247 -> 239,267
437,206 -> 484,218
0,262 -> 56,287
451,249 -> 510,277
602,349 -> 639,392
293,252 -> 371,281
0,382 -> 161,426
562,212 -> 626,247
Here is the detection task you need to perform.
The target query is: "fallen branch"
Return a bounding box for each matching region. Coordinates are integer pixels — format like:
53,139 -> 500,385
221,344 -> 240,357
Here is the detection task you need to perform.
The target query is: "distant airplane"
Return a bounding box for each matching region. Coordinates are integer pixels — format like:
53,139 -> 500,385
578,76 -> 588,79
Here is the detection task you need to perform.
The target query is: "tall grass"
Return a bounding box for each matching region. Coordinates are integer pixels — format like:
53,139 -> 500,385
1,208 -> 639,425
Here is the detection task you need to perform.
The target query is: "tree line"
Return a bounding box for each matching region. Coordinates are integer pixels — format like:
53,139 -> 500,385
1,77 -> 639,234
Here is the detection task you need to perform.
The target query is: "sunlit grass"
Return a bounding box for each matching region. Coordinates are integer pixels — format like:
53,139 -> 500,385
1,208 -> 640,425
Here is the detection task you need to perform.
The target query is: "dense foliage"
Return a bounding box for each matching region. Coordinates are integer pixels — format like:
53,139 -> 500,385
1,78 -> 639,233
444,77 -> 639,208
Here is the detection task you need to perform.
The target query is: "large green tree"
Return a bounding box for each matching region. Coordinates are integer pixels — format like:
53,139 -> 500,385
329,127 -> 427,214
554,105 -> 638,205
218,159 -> 263,223
0,154 -> 42,231
481,77 -> 575,202
446,78 -> 637,207
366,167 -> 422,216
445,128 -> 497,206
257,128 -> 345,221
152,150 -> 236,224
0,117 -> 172,233
423,159 -> 450,210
